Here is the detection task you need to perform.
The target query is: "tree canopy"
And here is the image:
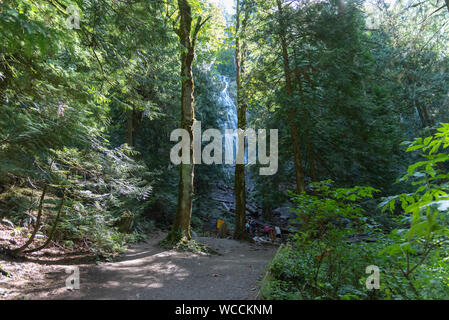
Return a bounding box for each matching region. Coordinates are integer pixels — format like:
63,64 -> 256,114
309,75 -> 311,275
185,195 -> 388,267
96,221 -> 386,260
2,0 -> 449,300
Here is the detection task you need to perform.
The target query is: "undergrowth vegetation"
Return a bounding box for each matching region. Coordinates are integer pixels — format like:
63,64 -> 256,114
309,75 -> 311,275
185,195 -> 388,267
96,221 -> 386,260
0,142 -> 155,258
3,0 -> 449,300
261,124 -> 449,300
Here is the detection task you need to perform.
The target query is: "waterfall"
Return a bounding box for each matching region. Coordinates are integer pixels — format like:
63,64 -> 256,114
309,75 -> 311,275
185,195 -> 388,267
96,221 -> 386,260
217,75 -> 238,166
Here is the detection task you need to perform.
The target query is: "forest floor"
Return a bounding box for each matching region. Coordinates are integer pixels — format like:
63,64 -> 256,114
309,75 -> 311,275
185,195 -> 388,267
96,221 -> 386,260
0,231 -> 277,300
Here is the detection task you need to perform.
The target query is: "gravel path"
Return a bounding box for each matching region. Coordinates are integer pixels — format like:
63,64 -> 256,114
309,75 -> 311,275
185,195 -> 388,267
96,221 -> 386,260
22,233 -> 277,300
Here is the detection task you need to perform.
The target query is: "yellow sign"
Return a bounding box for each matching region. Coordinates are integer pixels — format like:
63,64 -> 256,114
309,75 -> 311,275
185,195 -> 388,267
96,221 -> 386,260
217,219 -> 225,229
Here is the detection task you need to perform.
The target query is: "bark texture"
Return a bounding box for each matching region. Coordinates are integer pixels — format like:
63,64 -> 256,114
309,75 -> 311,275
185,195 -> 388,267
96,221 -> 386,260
234,0 -> 250,240
276,0 -> 305,194
170,0 -> 208,241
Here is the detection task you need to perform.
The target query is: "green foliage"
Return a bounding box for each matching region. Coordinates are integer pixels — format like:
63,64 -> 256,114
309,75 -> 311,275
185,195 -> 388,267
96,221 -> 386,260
261,242 -> 379,300
49,142 -> 154,257
259,182 -> 380,300
377,123 -> 449,298
263,124 -> 449,300
3,0 -> 449,299
290,180 -> 380,242
381,124 -> 449,251
0,0 -> 215,257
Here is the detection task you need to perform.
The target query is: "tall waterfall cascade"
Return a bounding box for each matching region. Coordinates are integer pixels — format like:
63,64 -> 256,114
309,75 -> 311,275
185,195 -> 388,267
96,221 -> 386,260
217,75 -> 238,166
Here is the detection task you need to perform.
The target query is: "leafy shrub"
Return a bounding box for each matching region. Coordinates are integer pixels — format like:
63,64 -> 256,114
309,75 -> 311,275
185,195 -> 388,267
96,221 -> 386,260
262,124 -> 449,300
261,182 -> 380,300
377,123 -> 449,299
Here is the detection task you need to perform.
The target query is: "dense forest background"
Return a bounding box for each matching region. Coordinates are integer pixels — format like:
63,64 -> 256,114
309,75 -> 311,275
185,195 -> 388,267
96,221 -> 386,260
2,0 -> 449,299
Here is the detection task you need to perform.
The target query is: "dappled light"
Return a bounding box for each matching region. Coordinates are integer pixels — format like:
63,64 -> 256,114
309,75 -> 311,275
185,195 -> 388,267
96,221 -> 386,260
2,0 -> 449,302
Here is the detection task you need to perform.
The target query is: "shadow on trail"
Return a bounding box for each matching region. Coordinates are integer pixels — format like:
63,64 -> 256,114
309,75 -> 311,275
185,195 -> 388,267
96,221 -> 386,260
26,234 -> 277,300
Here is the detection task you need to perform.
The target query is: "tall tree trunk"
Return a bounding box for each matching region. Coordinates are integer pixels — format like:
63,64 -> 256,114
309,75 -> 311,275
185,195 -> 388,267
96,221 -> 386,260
413,84 -> 431,128
234,0 -> 249,240
126,107 -> 136,147
293,64 -> 317,182
276,0 -> 305,194
170,0 -> 208,241
422,105 -> 432,127
306,128 -> 317,182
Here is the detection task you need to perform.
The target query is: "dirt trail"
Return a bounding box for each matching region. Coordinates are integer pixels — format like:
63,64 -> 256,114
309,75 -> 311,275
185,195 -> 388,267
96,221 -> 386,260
20,233 -> 277,300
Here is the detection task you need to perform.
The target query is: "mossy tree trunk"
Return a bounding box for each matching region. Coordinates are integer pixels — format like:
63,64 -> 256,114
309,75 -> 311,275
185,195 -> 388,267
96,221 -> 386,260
169,0 -> 209,242
234,0 -> 251,240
